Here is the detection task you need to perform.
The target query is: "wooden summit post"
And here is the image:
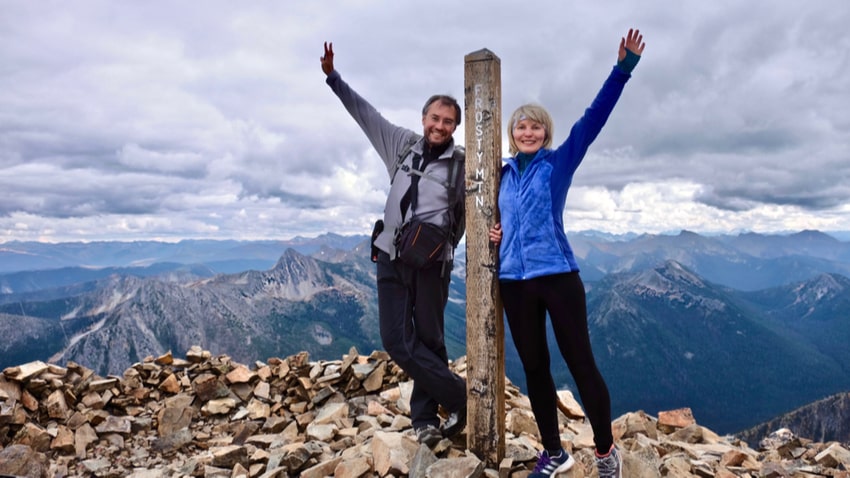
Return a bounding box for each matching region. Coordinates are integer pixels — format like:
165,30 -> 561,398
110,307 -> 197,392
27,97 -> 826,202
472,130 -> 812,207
463,48 -> 504,465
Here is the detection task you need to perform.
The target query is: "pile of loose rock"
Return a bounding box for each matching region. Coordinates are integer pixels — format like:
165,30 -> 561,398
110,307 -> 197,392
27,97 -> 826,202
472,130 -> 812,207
1,346 -> 849,477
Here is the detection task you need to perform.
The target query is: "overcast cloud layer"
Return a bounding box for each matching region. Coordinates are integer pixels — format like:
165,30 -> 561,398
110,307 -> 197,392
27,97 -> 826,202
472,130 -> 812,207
2,0 -> 849,243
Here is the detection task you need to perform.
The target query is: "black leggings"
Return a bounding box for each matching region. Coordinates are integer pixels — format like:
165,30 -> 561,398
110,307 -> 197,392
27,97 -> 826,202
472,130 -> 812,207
501,272 -> 613,454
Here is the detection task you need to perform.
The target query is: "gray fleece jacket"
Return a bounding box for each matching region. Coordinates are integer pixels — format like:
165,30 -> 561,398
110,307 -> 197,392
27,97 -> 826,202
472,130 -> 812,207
325,70 -> 464,260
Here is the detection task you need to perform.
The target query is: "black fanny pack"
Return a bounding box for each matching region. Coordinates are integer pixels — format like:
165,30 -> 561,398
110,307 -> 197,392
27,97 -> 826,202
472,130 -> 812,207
395,219 -> 448,269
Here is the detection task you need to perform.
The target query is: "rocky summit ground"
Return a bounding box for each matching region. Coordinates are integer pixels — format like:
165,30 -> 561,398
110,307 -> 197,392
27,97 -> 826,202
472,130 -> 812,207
1,346 -> 849,477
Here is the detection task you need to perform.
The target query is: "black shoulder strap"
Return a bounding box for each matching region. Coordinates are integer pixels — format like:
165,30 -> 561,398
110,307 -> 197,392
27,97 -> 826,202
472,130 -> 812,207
391,134 -> 421,184
438,148 -> 465,277
446,148 -> 465,247
447,151 -> 460,208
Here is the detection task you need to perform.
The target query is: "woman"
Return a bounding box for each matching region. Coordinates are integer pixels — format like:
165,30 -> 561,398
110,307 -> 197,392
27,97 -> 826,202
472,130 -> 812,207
489,29 -> 645,478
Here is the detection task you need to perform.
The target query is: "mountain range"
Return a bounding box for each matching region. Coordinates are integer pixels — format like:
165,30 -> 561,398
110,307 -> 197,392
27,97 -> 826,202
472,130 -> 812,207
737,391 -> 850,446
1,230 -> 849,440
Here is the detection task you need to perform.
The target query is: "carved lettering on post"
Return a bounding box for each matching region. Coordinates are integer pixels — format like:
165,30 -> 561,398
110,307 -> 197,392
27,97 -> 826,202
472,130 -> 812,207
463,48 -> 504,466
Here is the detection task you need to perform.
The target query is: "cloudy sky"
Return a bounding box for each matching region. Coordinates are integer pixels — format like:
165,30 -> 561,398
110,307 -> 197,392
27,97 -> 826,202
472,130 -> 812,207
2,0 -> 849,243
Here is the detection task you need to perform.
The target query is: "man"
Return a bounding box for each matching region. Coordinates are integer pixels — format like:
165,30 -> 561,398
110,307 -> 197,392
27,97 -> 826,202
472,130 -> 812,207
320,42 -> 467,447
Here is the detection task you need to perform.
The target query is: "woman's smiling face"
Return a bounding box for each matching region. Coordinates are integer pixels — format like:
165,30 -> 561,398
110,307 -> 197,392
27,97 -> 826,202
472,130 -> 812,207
512,118 -> 546,155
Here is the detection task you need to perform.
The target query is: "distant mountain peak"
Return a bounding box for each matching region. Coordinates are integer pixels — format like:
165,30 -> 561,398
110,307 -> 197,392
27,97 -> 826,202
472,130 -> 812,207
791,273 -> 850,304
260,249 -> 331,300
793,230 -> 836,240
629,260 -> 707,292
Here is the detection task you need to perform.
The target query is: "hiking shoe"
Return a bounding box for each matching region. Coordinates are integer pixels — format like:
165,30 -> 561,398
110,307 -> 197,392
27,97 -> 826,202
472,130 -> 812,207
415,425 -> 442,448
529,448 -> 575,477
440,406 -> 467,438
596,445 -> 623,478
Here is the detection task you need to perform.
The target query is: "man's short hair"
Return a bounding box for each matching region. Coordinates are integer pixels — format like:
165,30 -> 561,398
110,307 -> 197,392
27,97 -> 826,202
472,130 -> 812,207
422,95 -> 462,126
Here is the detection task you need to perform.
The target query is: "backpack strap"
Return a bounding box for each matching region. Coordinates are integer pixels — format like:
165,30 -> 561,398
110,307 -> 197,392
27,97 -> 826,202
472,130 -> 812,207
392,134 -> 456,188
439,148 -> 465,278
400,163 -> 452,188
390,134 -> 421,183
446,148 -> 465,247
393,134 -> 455,189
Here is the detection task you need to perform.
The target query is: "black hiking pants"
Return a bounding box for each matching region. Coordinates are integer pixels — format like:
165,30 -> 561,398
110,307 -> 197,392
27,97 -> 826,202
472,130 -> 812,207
376,251 -> 467,430
501,271 -> 614,455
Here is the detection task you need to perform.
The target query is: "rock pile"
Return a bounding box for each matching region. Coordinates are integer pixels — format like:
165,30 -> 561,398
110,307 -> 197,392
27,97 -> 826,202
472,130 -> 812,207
1,346 -> 849,477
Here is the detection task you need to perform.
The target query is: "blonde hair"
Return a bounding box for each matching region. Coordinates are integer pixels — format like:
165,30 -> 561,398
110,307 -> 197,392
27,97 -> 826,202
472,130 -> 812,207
507,104 -> 554,155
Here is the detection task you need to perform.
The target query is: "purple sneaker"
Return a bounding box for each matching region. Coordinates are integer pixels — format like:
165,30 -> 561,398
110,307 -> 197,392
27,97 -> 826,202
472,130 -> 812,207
529,448 -> 575,477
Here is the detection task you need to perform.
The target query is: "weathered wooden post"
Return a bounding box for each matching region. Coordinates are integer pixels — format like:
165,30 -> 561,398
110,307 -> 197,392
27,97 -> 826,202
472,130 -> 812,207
463,48 -> 504,465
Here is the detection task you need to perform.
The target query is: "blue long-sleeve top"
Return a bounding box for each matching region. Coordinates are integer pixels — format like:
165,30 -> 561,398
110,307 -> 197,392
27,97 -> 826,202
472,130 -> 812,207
497,66 -> 631,280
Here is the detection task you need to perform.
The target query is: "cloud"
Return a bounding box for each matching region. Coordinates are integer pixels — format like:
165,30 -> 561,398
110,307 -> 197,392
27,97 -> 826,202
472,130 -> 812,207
1,0 -> 849,242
